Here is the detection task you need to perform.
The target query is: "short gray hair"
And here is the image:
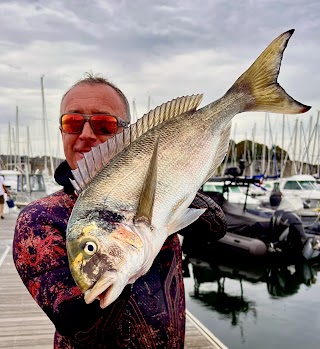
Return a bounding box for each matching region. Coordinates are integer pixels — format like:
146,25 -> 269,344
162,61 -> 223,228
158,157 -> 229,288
60,72 -> 131,122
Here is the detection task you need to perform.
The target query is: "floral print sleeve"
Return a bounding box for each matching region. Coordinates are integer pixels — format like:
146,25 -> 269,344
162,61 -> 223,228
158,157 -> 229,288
13,191 -> 105,343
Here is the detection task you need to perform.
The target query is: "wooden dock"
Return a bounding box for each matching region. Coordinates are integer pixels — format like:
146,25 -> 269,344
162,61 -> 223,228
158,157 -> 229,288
0,212 -> 228,349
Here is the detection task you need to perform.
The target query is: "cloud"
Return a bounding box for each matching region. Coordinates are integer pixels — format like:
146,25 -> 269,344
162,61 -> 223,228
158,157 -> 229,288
0,0 -> 319,163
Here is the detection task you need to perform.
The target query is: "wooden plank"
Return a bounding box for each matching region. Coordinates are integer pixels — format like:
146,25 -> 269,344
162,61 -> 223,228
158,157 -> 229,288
185,310 -> 229,349
0,214 -> 55,349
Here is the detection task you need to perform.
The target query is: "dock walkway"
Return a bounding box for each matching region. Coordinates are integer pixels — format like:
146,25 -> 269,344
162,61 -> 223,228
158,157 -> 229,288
0,213 -> 228,349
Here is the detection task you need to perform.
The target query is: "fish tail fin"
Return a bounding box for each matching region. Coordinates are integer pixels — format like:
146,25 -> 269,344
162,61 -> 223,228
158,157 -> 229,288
229,29 -> 311,114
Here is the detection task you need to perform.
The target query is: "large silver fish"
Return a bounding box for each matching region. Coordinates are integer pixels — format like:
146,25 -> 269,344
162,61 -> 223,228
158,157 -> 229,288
66,29 -> 310,308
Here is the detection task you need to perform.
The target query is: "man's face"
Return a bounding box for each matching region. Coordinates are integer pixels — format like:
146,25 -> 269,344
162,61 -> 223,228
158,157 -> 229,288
60,83 -> 127,170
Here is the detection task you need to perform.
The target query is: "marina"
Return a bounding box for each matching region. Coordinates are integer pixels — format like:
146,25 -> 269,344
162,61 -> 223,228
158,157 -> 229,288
0,213 -> 227,349
0,4 -> 320,349
0,167 -> 319,349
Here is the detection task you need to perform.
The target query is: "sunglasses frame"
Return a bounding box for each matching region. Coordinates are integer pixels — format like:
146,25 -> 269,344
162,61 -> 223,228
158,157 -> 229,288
60,113 -> 129,135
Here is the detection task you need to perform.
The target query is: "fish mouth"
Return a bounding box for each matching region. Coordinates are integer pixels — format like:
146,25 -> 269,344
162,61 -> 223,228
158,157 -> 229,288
84,273 -> 117,308
85,284 -> 114,308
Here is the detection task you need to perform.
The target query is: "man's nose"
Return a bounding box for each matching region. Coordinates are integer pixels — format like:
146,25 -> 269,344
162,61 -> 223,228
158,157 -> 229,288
79,121 -> 97,140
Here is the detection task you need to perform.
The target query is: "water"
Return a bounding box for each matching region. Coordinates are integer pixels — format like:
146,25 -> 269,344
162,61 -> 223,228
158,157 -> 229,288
184,257 -> 320,349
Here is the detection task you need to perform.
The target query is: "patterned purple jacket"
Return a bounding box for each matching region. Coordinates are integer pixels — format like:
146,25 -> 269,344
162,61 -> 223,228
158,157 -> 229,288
13,161 -> 226,348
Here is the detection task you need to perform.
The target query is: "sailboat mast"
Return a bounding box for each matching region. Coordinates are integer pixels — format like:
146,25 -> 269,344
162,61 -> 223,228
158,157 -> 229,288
311,111 -> 319,172
6,123 -> 12,169
262,113 -> 267,175
41,75 -> 55,178
132,99 -> 138,124
15,106 -> 20,169
41,76 -> 48,172
147,96 -> 151,111
27,126 -> 31,166
292,119 -> 298,175
281,114 -> 285,175
251,123 -> 256,177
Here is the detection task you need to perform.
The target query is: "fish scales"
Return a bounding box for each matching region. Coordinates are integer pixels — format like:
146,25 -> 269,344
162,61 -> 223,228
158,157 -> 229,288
66,30 -> 311,308
70,108 -> 223,229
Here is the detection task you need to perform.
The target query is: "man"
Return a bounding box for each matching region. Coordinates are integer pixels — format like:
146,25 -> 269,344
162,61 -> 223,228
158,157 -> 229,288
13,74 -> 226,348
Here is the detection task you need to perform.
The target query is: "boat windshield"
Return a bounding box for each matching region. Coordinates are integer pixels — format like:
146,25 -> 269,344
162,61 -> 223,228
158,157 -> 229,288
202,183 -> 243,194
229,186 -> 242,193
203,183 -> 223,193
283,180 -> 316,190
298,181 -> 316,190
214,185 -> 224,193
2,173 -> 45,192
2,174 -> 19,191
29,175 -> 46,192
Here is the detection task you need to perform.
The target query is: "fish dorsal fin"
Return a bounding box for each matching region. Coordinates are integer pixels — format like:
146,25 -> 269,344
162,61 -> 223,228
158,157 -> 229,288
70,94 -> 203,193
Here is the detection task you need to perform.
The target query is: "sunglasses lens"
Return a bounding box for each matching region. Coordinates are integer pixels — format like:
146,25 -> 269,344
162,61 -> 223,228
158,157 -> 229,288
61,114 -> 84,134
91,115 -> 118,135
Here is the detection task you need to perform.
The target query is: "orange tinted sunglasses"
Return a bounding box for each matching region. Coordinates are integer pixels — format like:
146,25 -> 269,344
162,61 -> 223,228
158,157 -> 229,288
60,113 -> 129,135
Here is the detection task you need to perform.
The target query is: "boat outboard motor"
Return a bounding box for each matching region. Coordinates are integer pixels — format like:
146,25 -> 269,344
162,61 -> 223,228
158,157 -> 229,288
270,210 -> 307,252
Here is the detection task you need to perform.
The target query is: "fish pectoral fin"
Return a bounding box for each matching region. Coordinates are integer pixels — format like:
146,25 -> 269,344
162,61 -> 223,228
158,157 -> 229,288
167,208 -> 206,235
135,137 -> 159,224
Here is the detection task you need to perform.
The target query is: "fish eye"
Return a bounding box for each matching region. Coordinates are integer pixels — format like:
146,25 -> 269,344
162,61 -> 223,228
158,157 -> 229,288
83,241 -> 98,256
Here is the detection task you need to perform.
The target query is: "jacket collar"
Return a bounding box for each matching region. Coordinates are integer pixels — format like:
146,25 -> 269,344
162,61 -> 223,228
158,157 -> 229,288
54,160 -> 75,194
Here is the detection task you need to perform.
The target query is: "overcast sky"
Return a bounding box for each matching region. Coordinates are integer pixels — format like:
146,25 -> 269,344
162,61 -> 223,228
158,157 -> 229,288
0,0 -> 319,163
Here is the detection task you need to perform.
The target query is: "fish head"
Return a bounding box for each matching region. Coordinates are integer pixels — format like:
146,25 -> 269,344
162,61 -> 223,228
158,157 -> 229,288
67,217 -> 147,308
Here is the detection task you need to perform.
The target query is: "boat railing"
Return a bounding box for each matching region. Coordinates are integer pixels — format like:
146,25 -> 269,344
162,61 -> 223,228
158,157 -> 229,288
205,176 -> 261,211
